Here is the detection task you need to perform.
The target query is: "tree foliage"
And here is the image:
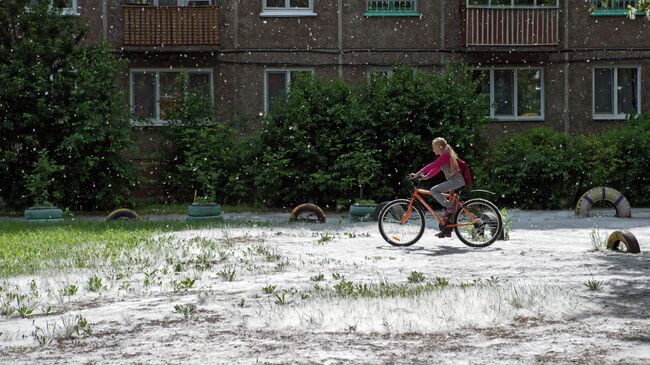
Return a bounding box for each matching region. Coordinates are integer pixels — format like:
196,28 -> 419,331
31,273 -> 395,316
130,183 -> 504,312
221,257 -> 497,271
0,0 -> 138,209
254,66 -> 490,207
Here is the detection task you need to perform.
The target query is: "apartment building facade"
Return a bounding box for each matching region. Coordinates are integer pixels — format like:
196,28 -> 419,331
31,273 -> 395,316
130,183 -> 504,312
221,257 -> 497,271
66,0 -> 650,138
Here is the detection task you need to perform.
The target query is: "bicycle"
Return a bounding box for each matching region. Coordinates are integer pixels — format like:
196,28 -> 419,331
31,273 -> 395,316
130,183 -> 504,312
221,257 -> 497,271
377,177 -> 503,248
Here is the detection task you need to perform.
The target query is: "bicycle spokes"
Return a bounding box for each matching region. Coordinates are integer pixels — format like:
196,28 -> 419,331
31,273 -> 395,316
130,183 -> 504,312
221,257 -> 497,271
454,199 -> 502,248
378,199 -> 425,247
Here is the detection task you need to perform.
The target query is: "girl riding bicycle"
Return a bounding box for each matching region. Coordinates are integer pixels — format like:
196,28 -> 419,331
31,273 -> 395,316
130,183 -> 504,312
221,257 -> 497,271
409,137 -> 465,224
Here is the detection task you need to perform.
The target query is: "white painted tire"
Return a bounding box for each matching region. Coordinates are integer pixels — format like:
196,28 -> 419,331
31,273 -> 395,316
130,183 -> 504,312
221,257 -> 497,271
575,187 -> 631,218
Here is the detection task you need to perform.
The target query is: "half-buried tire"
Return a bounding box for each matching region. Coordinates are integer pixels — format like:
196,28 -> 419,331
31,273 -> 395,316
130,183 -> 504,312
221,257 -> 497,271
107,208 -> 140,221
372,201 -> 391,222
290,203 -> 326,223
606,230 -> 640,254
576,187 -> 631,218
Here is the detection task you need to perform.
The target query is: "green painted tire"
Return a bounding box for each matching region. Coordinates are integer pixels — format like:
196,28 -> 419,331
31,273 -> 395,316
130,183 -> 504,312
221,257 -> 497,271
349,204 -> 377,221
187,203 -> 222,217
24,207 -> 64,221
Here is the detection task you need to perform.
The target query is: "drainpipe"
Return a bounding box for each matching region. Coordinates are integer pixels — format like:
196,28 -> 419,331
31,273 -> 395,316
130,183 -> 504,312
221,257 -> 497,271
439,0 -> 445,68
562,1 -> 571,191
102,0 -> 107,41
337,0 -> 343,78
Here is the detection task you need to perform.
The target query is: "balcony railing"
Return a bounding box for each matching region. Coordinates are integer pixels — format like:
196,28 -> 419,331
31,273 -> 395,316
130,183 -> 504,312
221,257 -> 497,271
466,7 -> 558,46
365,0 -> 419,16
589,0 -> 643,16
122,5 -> 219,47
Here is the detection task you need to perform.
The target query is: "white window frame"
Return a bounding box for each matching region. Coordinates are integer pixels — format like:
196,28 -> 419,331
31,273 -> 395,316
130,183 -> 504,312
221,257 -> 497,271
466,0 -> 558,8
592,66 -> 641,120
475,67 -> 545,121
129,68 -> 214,126
260,0 -> 316,17
27,1 -> 78,15
60,0 -> 78,15
264,67 -> 315,114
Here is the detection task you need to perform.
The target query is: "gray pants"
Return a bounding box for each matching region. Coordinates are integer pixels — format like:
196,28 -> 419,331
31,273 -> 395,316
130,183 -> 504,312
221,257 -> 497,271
430,173 -> 465,209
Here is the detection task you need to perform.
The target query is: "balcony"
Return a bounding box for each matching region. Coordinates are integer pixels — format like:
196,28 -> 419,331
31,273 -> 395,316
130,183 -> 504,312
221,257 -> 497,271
465,7 -> 559,46
122,4 -> 220,48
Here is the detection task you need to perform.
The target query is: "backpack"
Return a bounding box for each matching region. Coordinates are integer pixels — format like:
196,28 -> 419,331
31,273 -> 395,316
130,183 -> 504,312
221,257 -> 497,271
457,158 -> 473,187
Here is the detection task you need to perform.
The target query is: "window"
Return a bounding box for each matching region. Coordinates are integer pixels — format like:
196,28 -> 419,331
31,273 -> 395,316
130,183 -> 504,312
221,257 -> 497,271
30,0 -> 78,15
264,68 -> 314,113
365,1 -> 419,16
473,68 -> 544,120
130,69 -> 213,124
593,67 -> 640,119
261,0 -> 316,16
467,0 -> 558,7
589,1 -> 645,17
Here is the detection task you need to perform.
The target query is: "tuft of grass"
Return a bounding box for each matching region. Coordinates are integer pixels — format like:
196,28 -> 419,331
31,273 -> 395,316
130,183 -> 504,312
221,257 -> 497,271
589,226 -> 607,251
584,279 -> 604,291
262,284 -> 277,294
218,266 -> 236,282
87,276 -> 103,292
174,303 -> 197,319
317,233 -> 334,244
60,284 -> 78,297
500,208 -> 511,240
407,271 -> 426,283
310,273 -> 325,282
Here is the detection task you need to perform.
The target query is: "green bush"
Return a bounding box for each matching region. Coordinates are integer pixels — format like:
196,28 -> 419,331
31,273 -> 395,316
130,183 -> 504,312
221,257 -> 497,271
602,115 -> 650,206
481,121 -> 650,209
0,2 -> 138,210
159,81 -> 254,205
254,65 -> 489,207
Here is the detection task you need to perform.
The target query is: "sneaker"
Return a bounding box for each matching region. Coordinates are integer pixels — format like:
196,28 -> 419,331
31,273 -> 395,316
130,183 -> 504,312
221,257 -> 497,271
435,230 -> 452,238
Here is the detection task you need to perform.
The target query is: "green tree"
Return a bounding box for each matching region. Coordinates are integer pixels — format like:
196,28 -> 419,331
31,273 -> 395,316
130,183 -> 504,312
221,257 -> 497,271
0,0 -> 138,209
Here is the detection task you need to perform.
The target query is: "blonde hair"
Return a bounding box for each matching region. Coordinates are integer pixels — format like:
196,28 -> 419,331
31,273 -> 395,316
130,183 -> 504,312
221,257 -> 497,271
432,137 -> 459,172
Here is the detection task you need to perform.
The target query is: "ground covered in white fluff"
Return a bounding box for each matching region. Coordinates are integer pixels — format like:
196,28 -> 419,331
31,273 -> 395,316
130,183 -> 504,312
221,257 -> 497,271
1,208 -> 649,364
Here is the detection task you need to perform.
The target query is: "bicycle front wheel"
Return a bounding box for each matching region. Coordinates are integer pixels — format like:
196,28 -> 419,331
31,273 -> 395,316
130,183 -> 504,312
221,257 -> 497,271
453,198 -> 503,248
378,199 -> 425,246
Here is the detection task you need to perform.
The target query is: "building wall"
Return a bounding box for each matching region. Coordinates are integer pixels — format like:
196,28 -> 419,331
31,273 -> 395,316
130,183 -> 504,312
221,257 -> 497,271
76,0 -> 650,137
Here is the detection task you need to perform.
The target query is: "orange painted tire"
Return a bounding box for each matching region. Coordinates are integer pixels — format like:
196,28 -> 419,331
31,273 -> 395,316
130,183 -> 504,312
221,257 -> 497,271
606,230 -> 641,254
107,208 -> 140,221
289,203 -> 326,223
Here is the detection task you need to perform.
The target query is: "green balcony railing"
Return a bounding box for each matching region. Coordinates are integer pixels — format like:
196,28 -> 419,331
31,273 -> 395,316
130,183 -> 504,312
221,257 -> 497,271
589,0 -> 644,16
365,0 -> 419,16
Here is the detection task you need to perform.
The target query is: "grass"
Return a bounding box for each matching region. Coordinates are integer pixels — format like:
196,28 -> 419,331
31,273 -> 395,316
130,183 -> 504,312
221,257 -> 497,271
0,218 -> 261,277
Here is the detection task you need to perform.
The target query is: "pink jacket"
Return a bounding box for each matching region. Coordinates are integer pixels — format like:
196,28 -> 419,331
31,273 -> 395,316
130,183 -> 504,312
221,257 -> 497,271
418,151 -> 461,179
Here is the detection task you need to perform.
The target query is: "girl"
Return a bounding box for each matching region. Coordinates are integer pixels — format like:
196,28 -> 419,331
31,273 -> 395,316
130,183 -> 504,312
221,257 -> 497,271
410,137 -> 466,235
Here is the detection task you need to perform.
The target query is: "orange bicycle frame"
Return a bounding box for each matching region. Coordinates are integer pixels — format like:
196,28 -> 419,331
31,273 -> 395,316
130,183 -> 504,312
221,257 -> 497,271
400,188 -> 479,228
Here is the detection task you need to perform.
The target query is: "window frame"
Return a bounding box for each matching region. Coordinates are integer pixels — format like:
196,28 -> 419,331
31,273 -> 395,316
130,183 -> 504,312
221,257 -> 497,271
475,67 -> 545,121
129,68 -> 214,126
364,0 -> 420,17
592,66 -> 641,120
589,0 -> 644,17
60,0 -> 78,15
260,0 -> 316,17
264,67 -> 315,114
123,0 -> 214,5
466,0 -> 559,8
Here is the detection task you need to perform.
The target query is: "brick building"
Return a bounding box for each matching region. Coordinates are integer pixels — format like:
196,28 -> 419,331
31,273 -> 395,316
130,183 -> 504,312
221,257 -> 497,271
64,0 -> 649,137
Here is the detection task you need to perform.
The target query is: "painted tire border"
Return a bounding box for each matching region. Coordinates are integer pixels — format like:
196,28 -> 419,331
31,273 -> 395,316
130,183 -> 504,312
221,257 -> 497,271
106,208 -> 140,221
606,230 -> 641,254
575,187 -> 631,218
290,203 -> 326,223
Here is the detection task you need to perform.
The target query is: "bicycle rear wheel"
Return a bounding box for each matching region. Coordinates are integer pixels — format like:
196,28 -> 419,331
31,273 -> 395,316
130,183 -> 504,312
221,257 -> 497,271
378,199 -> 425,246
453,198 -> 502,248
